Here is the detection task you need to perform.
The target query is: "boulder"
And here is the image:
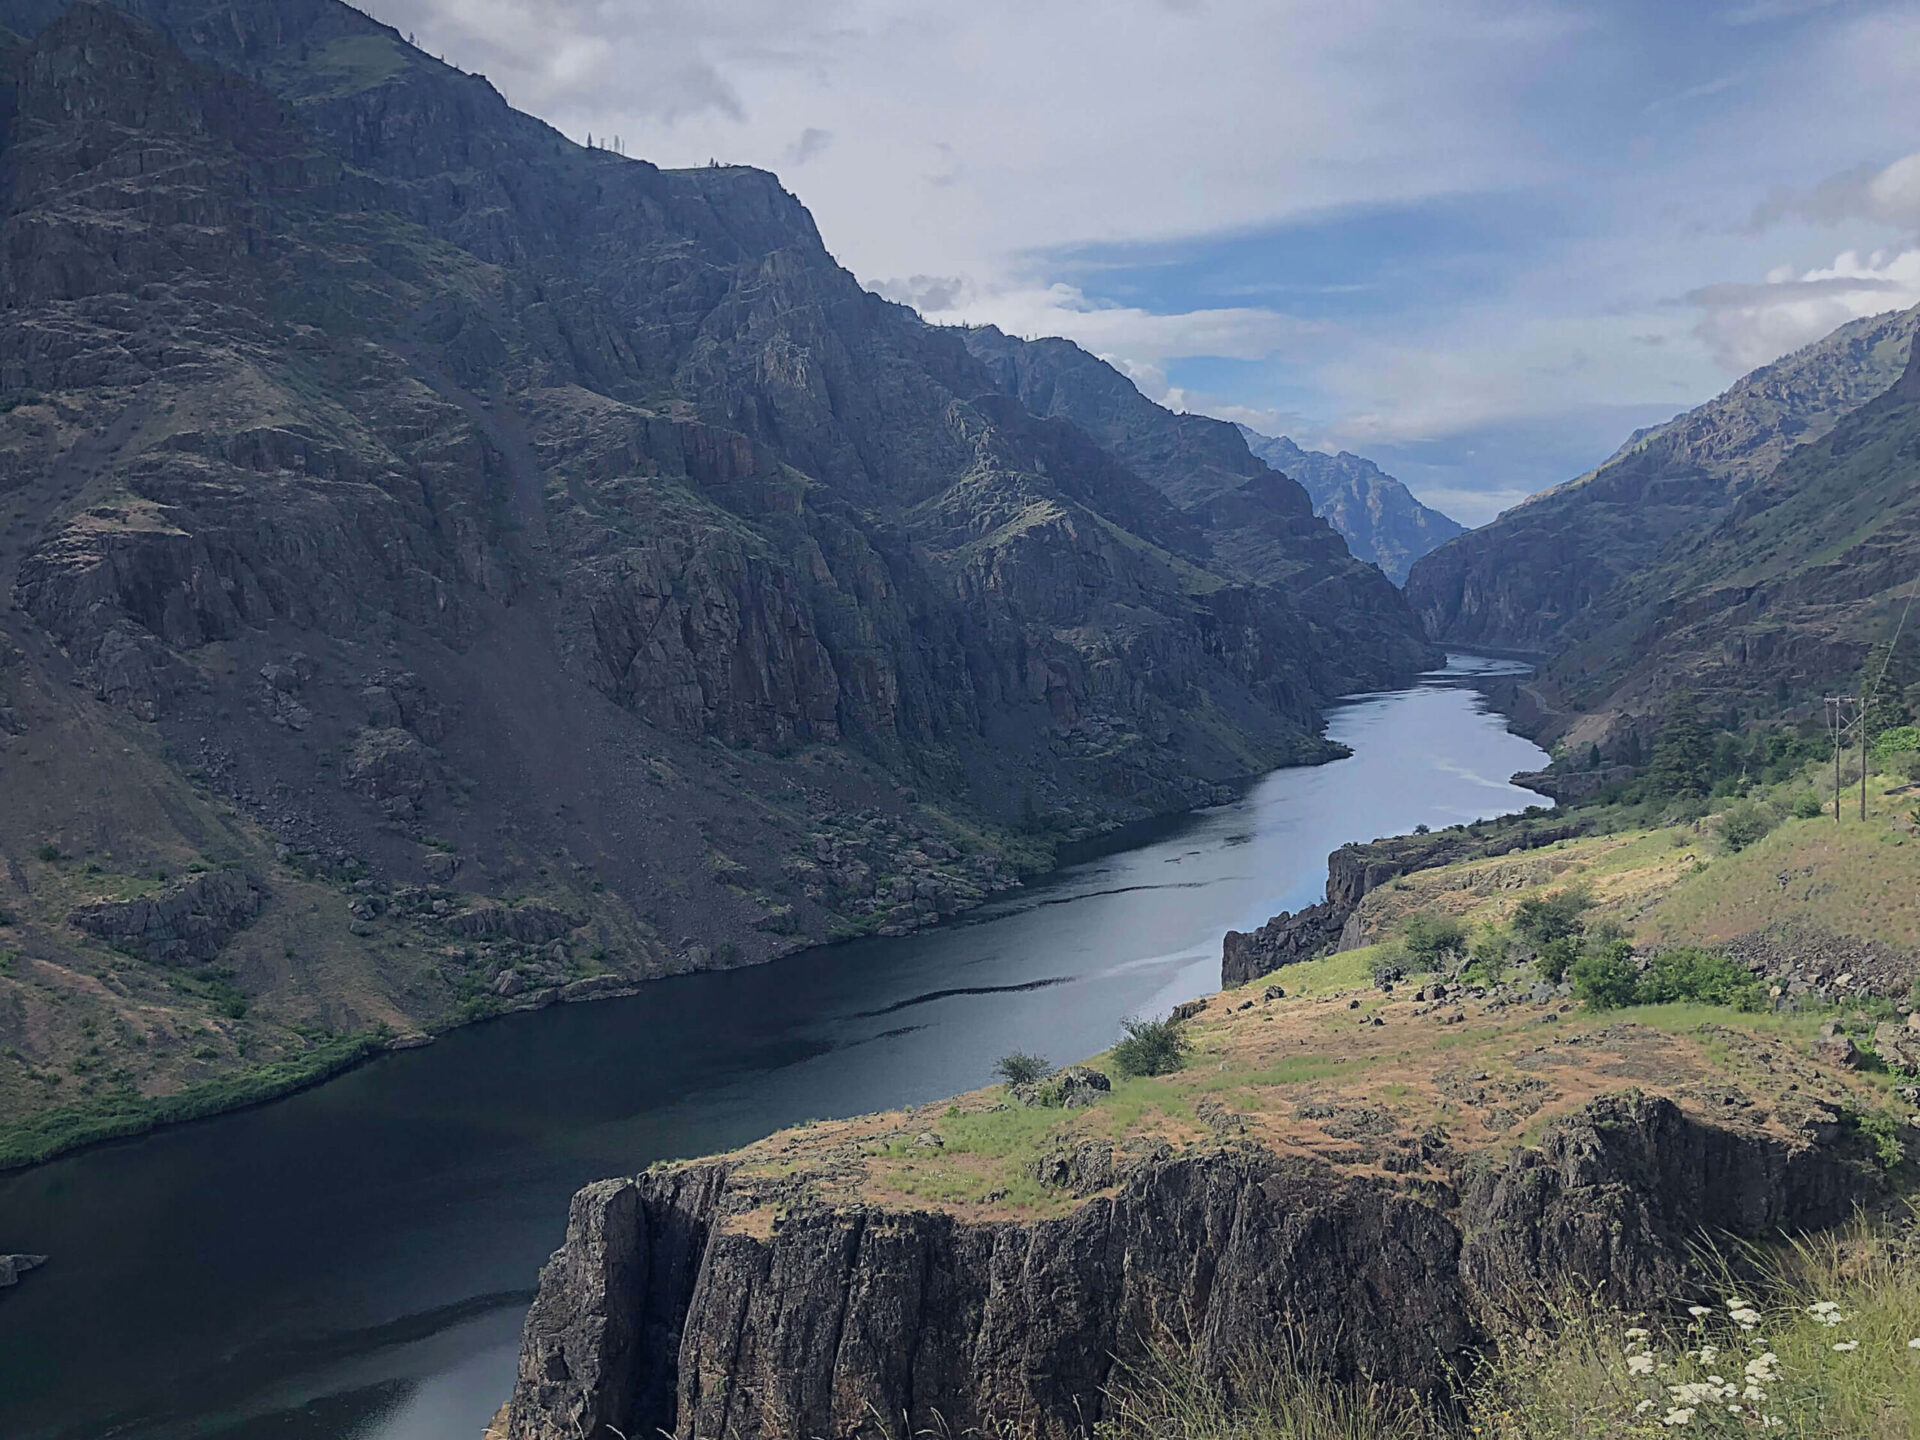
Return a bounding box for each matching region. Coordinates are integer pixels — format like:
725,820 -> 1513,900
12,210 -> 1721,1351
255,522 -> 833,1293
68,869 -> 265,964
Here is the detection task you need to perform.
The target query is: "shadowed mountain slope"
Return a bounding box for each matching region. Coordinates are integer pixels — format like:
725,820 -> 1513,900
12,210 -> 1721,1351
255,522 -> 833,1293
1406,305 -> 1920,655
0,0 -> 1433,1149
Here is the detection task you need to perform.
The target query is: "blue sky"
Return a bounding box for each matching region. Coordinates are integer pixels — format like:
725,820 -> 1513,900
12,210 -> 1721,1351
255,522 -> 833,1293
375,0 -> 1920,524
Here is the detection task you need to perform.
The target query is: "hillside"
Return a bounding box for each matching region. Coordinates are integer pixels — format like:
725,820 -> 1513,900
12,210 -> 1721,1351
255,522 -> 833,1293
1237,427 -> 1465,584
960,327 -> 1431,665
1406,304 -> 1920,656
1538,335 -> 1920,740
0,1 -> 1433,1157
504,781 -> 1920,1440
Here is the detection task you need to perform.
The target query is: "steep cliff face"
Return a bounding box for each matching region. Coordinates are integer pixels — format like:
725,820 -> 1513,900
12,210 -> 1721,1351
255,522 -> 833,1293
1236,429 -> 1465,585
0,1 -> 1437,1147
1405,305 -> 1919,657
507,1095 -> 1870,1440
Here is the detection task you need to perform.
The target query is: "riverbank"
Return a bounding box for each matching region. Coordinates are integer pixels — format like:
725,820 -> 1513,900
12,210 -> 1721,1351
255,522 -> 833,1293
503,774 -> 1920,1440
0,662 -> 1550,1440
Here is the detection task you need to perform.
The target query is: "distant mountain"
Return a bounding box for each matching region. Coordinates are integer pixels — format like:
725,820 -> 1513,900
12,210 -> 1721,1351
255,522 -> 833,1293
1538,329 -> 1920,733
1235,429 -> 1465,585
960,327 -> 1439,656
1405,305 -> 1920,654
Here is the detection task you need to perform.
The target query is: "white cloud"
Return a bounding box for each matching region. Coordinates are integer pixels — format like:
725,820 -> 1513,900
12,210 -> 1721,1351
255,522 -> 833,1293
363,0 -> 1920,510
1687,248 -> 1920,369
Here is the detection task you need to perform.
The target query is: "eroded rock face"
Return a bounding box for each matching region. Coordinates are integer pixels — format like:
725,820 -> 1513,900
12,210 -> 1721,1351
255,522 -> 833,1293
1222,820 -> 1593,988
504,1095 -> 1872,1440
67,869 -> 264,964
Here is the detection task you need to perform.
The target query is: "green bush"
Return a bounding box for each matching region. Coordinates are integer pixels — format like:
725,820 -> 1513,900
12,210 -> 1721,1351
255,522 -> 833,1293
35,843 -> 63,863
1401,913 -> 1466,967
1535,935 -> 1579,983
1790,789 -> 1827,819
994,1051 -> 1053,1086
1569,942 -> 1640,1009
1461,926 -> 1510,987
1111,1016 -> 1189,1079
1872,724 -> 1920,762
1714,799 -> 1777,853
1636,944 -> 1762,1008
1511,887 -> 1591,948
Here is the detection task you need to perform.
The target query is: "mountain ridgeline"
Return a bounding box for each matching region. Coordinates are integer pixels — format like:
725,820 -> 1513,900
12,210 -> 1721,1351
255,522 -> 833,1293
1406,304 -> 1920,738
0,0 -> 1434,1146
959,325 -> 1464,587
1236,427 -> 1465,585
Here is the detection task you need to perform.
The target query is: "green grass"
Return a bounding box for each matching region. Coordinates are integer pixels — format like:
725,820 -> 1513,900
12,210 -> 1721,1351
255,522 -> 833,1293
1086,1215 -> 1920,1439
0,1033 -> 386,1171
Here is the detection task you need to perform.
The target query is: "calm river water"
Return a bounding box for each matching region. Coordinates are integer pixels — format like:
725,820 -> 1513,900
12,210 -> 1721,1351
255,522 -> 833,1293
0,656 -> 1547,1440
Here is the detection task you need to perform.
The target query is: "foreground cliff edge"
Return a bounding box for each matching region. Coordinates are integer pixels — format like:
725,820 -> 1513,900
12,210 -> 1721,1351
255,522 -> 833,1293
501,984 -> 1909,1438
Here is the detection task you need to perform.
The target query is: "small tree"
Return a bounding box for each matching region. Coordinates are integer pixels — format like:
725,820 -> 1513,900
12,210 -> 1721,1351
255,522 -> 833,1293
1402,913 -> 1467,968
1511,887 -> 1591,949
994,1051 -> 1053,1086
1111,1017 -> 1189,1078
1647,691 -> 1714,798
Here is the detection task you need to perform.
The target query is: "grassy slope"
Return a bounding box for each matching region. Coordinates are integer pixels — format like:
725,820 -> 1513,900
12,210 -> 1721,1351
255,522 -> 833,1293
670,770 -> 1920,1236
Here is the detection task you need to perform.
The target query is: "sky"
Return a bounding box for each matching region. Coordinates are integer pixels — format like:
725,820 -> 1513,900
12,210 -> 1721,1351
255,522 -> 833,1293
366,0 -> 1920,526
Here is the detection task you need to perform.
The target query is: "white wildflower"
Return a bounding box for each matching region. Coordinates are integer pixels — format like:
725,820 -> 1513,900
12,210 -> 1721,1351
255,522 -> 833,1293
1688,1305 -> 1713,1318
1909,1338 -> 1920,1350
1628,1353 -> 1656,1376
1662,1408 -> 1696,1426
1698,1346 -> 1720,1364
1625,1326 -> 1651,1340
1729,1306 -> 1762,1327
1742,1384 -> 1766,1403
1744,1353 -> 1778,1380
1833,1340 -> 1859,1353
1637,1400 -> 1656,1414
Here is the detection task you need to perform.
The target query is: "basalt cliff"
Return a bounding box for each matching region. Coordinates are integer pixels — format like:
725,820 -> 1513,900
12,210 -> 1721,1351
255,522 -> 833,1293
504,991 -> 1890,1440
0,0 -> 1433,1149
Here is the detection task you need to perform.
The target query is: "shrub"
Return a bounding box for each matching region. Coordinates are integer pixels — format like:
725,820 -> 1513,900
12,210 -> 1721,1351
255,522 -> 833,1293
1569,942 -> 1640,1009
994,1051 -> 1053,1086
1511,886 -> 1591,948
1535,934 -> 1581,984
35,843 -> 63,863
1791,789 -> 1827,819
1111,1016 -> 1189,1079
1636,944 -> 1762,1008
1401,913 -> 1467,967
1714,799 -> 1777,853
1369,957 -> 1406,988
1462,927 -> 1510,987
1872,723 -> 1920,763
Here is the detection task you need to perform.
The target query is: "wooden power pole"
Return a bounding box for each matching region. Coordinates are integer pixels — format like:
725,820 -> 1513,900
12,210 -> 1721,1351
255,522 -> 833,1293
1825,696 -> 1858,822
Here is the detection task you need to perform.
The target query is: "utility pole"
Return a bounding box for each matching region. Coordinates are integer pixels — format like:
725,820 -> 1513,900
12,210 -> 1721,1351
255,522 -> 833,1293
1825,696 -> 1857,822
1861,692 -> 1871,822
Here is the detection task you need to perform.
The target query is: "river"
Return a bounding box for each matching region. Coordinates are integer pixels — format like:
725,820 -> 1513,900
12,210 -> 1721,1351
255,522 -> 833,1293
0,656 -> 1548,1440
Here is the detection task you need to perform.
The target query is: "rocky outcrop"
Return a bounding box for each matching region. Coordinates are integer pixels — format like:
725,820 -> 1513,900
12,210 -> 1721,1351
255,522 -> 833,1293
1222,818 -> 1589,987
1236,428 -> 1465,585
67,869 -> 264,964
442,903 -> 578,945
0,1253 -> 47,1290
504,1095 -> 1872,1440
